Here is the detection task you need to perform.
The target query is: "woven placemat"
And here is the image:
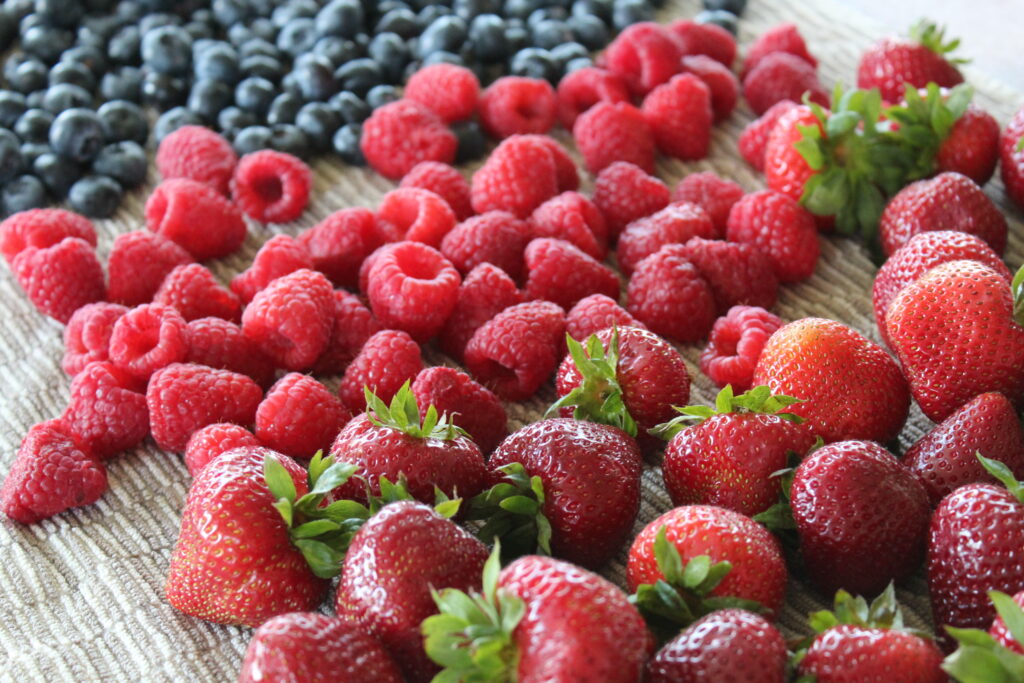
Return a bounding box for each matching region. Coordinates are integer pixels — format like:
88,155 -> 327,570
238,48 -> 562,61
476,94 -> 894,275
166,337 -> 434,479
1,0 -> 1022,679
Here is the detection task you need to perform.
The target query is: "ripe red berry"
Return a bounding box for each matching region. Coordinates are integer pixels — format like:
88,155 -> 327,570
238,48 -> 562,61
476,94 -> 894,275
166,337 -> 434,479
61,361 -> 148,458
667,19 -> 737,67
338,329 -> 423,412
230,235 -> 314,304
439,262 -> 524,361
529,191 -> 608,260
574,101 -> 656,174
376,187 -> 457,248
410,366 -> 508,455
255,373 -> 351,460
312,290 -> 381,376
737,100 -> 799,172
680,237 -> 779,314
1000,106 -> 1024,209
726,190 -> 820,283
565,293 -> 645,341
403,63 -> 480,123
678,55 -> 739,123
742,51 -> 829,116
241,269 -> 335,371
62,302 -> 129,376
366,241 -> 460,342
184,317 -> 276,388
556,66 -> 630,129
642,73 -> 713,161
12,236 -> 105,324
523,134 -> 579,192
616,202 -> 716,276
603,22 -> 685,97
700,306 -> 784,392
937,104 -> 1000,185
145,178 -> 247,260
154,264 -> 241,322
742,22 -> 818,78
155,125 -> 238,195
592,161 -> 671,240
470,135 -> 560,218
231,150 -> 312,224
626,244 -> 716,343
108,303 -> 189,381
400,161 -> 473,221
183,422 -> 261,477
0,208 -> 96,264
107,230 -> 194,307
298,207 -> 394,290
672,172 -> 744,237
524,237 -> 619,311
360,100 -> 457,180
440,210 -> 532,282
479,76 -> 557,139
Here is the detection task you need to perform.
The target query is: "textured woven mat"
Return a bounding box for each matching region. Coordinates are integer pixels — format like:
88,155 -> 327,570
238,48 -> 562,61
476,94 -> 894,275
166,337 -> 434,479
1,0 -> 1022,680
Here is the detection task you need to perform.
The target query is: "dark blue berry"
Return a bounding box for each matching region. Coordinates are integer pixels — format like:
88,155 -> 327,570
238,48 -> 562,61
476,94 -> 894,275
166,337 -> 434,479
212,0 -> 251,28
550,41 -> 589,67
141,72 -> 187,109
453,0 -> 502,20
509,47 -> 559,82
503,0 -> 544,20
504,24 -> 529,54
4,54 -> 48,93
19,141 -> 48,165
48,62 -> 96,92
269,123 -> 309,158
141,25 -> 193,75
468,14 -> 508,63
374,8 -> 418,39
417,15 -> 468,59
332,122 -> 365,165
108,25 -> 142,65
329,90 -> 370,124
277,17 -> 318,58
315,0 -> 363,39
532,20 -> 574,50
194,42 -> 240,83
295,101 -> 340,148
185,21 -> 213,42
33,151 -> 80,196
2,174 -> 46,214
233,124 -> 272,155
234,76 -> 276,115
42,84 -> 92,114
21,25 -> 74,64
418,5 -> 453,28
24,90 -> 45,109
527,8 -> 568,27
138,13 -> 182,35
13,107 -> 51,142
68,174 -> 122,218
703,0 -> 746,14
266,92 -> 304,125
292,54 -> 338,100
249,17 -> 277,42
34,0 -> 82,26
238,38 -> 279,60
421,51 -> 465,68
312,37 -> 359,67
60,46 -> 108,78
240,55 -> 284,82
91,140 -> 147,187
452,119 -> 486,163
0,91 -> 27,127
612,0 -> 652,31
694,9 -> 738,35
100,67 -> 143,102
97,100 -> 148,144
366,84 -> 400,109
217,106 -> 257,136
49,108 -> 104,162
187,79 -> 233,121
153,106 -> 202,143
571,0 -> 612,22
0,128 -> 23,182
567,14 -> 608,50
0,10 -> 15,53
564,56 -> 593,73
333,58 -> 382,96
272,0 -> 318,29
368,32 -> 408,84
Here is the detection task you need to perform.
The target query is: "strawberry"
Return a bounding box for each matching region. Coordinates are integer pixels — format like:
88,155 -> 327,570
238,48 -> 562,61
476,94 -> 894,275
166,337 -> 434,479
237,613 -> 403,683
655,385 -> 817,517
935,104 -> 1000,185
928,455 -> 1024,651
1001,106 -> 1024,209
335,500 -> 488,682
943,590 -> 1024,679
422,550 -> 651,681
885,260 -> 1024,422
988,590 -> 1024,655
791,440 -> 930,598
469,417 -> 642,569
752,317 -> 910,444
856,21 -> 965,103
797,585 -> 946,682
904,392 -> 1024,506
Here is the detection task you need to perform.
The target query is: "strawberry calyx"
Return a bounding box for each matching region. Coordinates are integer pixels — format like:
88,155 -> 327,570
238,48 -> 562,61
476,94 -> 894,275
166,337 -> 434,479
465,462 -> 553,563
908,20 -> 967,63
365,382 -> 469,441
943,591 -> 1024,682
651,384 -> 804,441
754,437 -> 824,533
629,526 -> 766,642
422,542 -> 525,683
978,453 -> 1024,504
546,328 -> 638,438
883,82 -> 974,179
1012,266 -> 1024,327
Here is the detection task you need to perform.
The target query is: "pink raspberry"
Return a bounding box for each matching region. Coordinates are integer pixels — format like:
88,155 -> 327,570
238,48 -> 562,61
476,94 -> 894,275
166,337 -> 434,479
573,101 -> 655,174
522,135 -> 579,192
603,22 -> 685,97
376,187 -> 456,248
338,329 -> 423,412
0,208 -> 96,264
183,423 -> 261,477
742,52 -> 829,117
742,23 -> 818,79
184,317 -> 276,388
566,294 -> 645,341
255,373 -> 352,460
524,237 -> 619,311
556,66 -> 631,129
592,161 -> 671,240
12,237 -> 105,324
241,269 -> 335,371
361,100 -> 457,180
410,366 -> 508,455
440,210 -> 532,282
680,237 -> 779,314
231,150 -> 312,224
298,208 -> 394,290
439,262 -> 524,361
366,241 -> 460,342
230,235 -> 314,304
107,230 -> 194,306
108,303 -> 189,381
679,55 -> 739,123
156,125 -> 238,195
470,135 -> 560,218
61,361 -> 148,458
726,190 -> 820,283
479,76 -> 558,139
312,290 -> 382,376
154,264 -> 241,322
671,172 -> 744,237
737,100 -> 800,172
400,162 -> 473,221
62,302 -> 129,375
642,73 -> 713,161
616,202 -> 716,276
145,178 -> 248,260
700,306 -> 785,392
403,63 -> 480,123
529,192 -> 608,260
667,19 -> 737,67
626,244 -> 716,343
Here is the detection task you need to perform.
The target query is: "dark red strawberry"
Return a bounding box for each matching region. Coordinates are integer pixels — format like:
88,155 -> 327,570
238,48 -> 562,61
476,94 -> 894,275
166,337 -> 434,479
1001,106 -> 1024,209
857,21 -> 965,103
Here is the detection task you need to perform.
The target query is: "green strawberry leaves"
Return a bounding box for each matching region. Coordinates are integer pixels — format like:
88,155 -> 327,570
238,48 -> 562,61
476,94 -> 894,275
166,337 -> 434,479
944,592 -> 1024,683
978,453 -> 1024,504
466,462 -> 553,562
807,583 -> 909,633
885,82 -> 974,181
546,329 -> 638,438
651,385 -> 804,441
909,20 -> 967,63
1011,265 -> 1024,327
365,382 -> 468,441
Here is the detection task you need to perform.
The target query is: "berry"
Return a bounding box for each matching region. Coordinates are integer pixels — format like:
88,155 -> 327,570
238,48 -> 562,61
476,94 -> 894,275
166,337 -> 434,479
937,104 -> 1000,185
626,244 -> 716,343
592,161 -> 671,239
48,108 -> 105,163
524,134 -> 579,192
338,329 -> 423,412
62,302 -> 129,376
742,22 -> 818,78
700,306 -> 784,392
1001,106 -> 1024,209
154,264 -> 241,323
12,236 -> 105,324
680,237 -> 779,313
156,125 -> 237,195
108,303 -> 189,382
470,135 -> 560,218
672,172 -> 744,237
726,190 -> 820,283
411,366 -> 508,456
255,373 -> 351,460
617,202 -> 716,276
529,191 -> 608,260
300,210 -> 394,291
399,162 -> 473,221
231,150 -> 312,224
312,290 -> 382,376
857,21 -> 964,103
0,207 -> 95,264
376,187 -> 457,248
61,361 -> 148,459
360,99 -> 457,180
91,142 -> 147,188
366,241 -> 460,342
145,178 -> 248,261
479,76 -> 557,139
439,262 -> 524,361
678,54 -> 738,122
241,269 -> 335,372
573,101 -> 655,174
565,293 -> 645,341
602,22 -> 684,97
108,230 -> 194,307
641,72 -> 715,162
524,237 -> 618,310
230,235 -> 314,305
742,51 -> 829,116
68,175 -> 124,219
184,317 -> 276,389
667,19 -> 737,67
0,420 -> 106,525
737,100 -> 799,172
183,423 -> 261,477
555,66 -> 630,129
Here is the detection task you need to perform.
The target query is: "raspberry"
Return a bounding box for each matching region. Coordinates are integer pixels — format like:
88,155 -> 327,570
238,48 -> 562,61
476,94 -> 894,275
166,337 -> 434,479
603,22 -> 684,97
617,202 -> 716,276
108,303 -> 189,381
524,238 -> 619,311
0,420 -> 106,524
230,235 -> 314,304
672,172 -> 745,237
107,230 -> 194,306
470,135 -> 560,218
147,363 -> 263,452
376,187 -> 456,248
680,237 -> 779,314
185,317 -> 276,388
667,19 -> 737,67
298,208 -> 393,290
642,74 -> 713,161
154,264 -> 241,322
440,262 -> 524,361
12,237 -> 105,324
679,55 -> 739,123
556,66 -> 631,129
61,361 -> 148,458
523,135 -> 579,193
565,294 -> 646,341
155,125 -> 238,195
183,423 -> 261,477
241,269 -> 335,371
411,366 -> 508,455
529,192 -> 608,260
742,52 -> 829,117
338,329 -> 423,412
145,178 -> 248,260
574,101 -> 655,174
738,100 -> 800,172
592,161 -> 671,240
0,208 -> 96,264
440,210 -> 532,281
742,23 -> 818,79
626,244 -> 716,343
255,373 -> 351,460
357,243 -> 395,296
479,76 -> 558,139
312,290 -> 382,376
361,100 -> 458,180
231,150 -> 312,224
400,162 -> 473,221
62,302 -> 129,375
403,63 -> 480,123
463,300 -> 566,401
726,190 -> 820,283
700,306 -> 785,392
366,241 -> 460,342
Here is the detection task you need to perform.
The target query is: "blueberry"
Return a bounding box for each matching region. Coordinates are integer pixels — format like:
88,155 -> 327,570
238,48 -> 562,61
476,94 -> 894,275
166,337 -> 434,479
269,123 -> 309,158
272,0 -> 318,29
115,1 -> 143,21
452,119 -> 486,163
503,0 -> 544,20
6,0 -> 33,21
100,67 -> 143,102
217,106 -> 257,136
226,23 -> 254,46
240,55 -> 284,82
248,17 -> 277,42
295,101 -> 340,148
60,46 -> 108,78
417,15 -> 468,58
49,108 -> 104,162
367,32 -> 408,84
532,20 -> 575,50
0,91 -> 27,127
695,9 -> 738,35
194,42 -> 240,83
454,0 -> 502,20
141,72 -> 187,109
421,51 -> 465,68
14,107 -> 51,142
277,17 -> 318,57
333,58 -> 383,96
332,122 -> 364,165
366,84 -> 400,109
97,100 -> 148,143
233,124 -> 273,155
108,25 -> 142,65
527,8 -> 568,26
572,0 -> 612,22
235,76 -> 276,115
292,54 -> 338,100
509,47 -> 559,82
418,5 -> 452,27
138,13 -> 182,35
239,38 -> 279,61
48,62 -> 96,93
42,84 -> 92,113
153,106 -> 202,143
0,10 -> 14,53
568,15 -> 608,50
21,25 -> 74,64
78,16 -> 123,46
0,128 -> 22,182
266,92 -> 304,125
187,79 -> 233,121
69,174 -> 122,218
279,72 -> 303,97
374,8 -> 418,39
141,25 -> 193,75
468,14 -> 507,62
185,21 -> 214,41
312,37 -> 358,68
612,0 -> 652,31
315,0 -> 363,39
564,56 -> 593,73
19,141 -> 48,165
212,0 -> 251,28
2,174 -> 45,214
25,90 -> 45,109
33,151 -> 80,196
91,140 -> 147,187
550,41 -> 589,67
329,91 -> 370,124
504,24 -> 529,55
704,0 -> 746,14
4,54 -> 48,93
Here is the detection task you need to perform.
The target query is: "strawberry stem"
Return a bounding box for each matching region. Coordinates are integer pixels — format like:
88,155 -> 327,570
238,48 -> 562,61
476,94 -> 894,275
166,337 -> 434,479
651,385 -> 804,441
466,462 -> 553,562
942,592 -> 1024,682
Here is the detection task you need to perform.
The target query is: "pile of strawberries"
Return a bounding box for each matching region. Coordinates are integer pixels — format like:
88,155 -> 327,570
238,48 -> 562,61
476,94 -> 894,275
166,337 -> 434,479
3,8 -> 1024,683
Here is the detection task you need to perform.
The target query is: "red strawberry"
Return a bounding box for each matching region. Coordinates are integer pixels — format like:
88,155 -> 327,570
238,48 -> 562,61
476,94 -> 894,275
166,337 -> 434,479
936,104 -> 1000,185
857,21 -> 965,103
943,590 -> 1024,679
410,366 -> 507,456
764,104 -> 821,203
988,590 -> 1024,655
1001,106 -> 1024,209
238,613 -> 403,683
335,500 -> 488,682
657,385 -> 816,517
752,317 -> 910,443
885,260 -> 1024,422
626,244 -> 716,343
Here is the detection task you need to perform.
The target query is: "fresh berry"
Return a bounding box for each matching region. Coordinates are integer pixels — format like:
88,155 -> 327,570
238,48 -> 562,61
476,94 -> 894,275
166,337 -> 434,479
763,104 -> 822,203
672,171 -> 744,237
668,19 -> 738,67
155,125 -> 237,195
145,178 -> 247,260
727,189 -> 820,283
62,302 -> 129,376
857,21 -> 964,103
524,134 -> 580,193
107,230 -> 194,307
701,306 -> 784,392
366,241 -> 460,342
231,150 -> 312,224
479,76 -> 557,139
683,237 -> 779,314
399,161 -> 473,221
574,101 -> 655,174
12,237 -> 105,324
753,317 -> 910,443
154,264 -> 240,323
603,22 -> 685,97
411,366 -> 508,456
565,294 -> 645,341
738,100 -> 799,171
742,51 -> 829,116
555,66 -> 630,129
644,72 -> 714,159
1000,106 -> 1024,209
108,303 -> 189,381
298,207 -> 393,290
592,161 -> 670,239
529,191 -> 608,260
376,187 -> 456,248
242,269 -> 335,372
360,100 -> 457,180
183,423 -> 261,477
988,590 -> 1024,655
523,237 -> 619,311
439,262 -> 524,361
440,211 -> 533,282
230,235 -> 314,304
255,374 -> 350,461
936,104 -> 1000,185
61,361 -> 148,459
0,208 -> 95,264
470,135 -> 560,218
184,317 -> 276,389
0,420 -> 106,524
626,244 -> 716,343
617,202 -> 716,276
403,63 -> 481,124
742,22 -> 818,78
312,291 -> 381,376
338,329 -> 423,413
